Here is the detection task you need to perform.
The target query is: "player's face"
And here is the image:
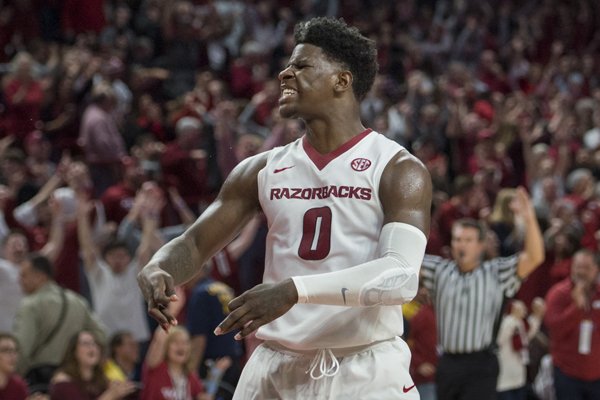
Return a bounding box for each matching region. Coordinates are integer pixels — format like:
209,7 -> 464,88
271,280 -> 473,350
278,44 -> 341,120
451,225 -> 485,267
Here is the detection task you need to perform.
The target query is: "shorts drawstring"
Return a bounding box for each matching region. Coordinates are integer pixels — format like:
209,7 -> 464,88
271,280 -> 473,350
306,348 -> 340,380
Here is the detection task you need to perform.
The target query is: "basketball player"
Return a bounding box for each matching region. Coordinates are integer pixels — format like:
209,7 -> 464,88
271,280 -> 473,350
138,17 -> 432,399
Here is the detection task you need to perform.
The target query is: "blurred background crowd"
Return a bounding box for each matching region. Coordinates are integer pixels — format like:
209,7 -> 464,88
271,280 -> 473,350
0,0 -> 599,399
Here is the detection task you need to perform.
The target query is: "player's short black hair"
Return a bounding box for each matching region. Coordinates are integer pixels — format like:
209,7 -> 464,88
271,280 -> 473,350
294,17 -> 378,100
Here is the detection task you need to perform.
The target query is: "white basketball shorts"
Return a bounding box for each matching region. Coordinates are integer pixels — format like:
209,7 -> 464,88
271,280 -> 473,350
232,336 -> 420,400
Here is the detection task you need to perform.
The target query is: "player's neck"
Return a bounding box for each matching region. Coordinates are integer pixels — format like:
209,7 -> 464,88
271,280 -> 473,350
305,118 -> 366,154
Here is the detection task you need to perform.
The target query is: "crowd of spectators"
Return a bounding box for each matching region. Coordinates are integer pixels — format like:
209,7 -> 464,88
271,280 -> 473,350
0,0 -> 599,399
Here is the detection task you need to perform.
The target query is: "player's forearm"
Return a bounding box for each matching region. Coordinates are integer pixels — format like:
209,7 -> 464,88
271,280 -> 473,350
150,234 -> 204,285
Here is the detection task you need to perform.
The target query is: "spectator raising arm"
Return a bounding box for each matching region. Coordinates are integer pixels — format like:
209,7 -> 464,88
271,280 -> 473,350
136,184 -> 165,267
38,195 -> 67,264
76,197 -> 100,274
512,187 -> 545,279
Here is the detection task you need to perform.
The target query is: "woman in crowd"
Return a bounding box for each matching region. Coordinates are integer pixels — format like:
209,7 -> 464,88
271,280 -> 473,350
49,330 -> 136,400
0,332 -> 30,399
141,289 -> 206,400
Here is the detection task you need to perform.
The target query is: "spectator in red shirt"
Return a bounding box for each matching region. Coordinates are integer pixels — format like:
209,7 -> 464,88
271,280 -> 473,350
101,157 -> 146,225
407,287 -> 438,400
434,175 -> 481,249
2,52 -> 44,143
61,0 -> 106,38
544,249 -> 600,400
141,291 -> 206,400
160,117 -> 209,212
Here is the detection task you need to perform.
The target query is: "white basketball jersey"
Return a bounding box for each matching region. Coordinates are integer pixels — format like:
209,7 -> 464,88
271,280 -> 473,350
256,129 -> 407,350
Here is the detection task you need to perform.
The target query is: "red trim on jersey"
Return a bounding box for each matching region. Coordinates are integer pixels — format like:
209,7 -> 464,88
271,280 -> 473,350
302,129 -> 373,170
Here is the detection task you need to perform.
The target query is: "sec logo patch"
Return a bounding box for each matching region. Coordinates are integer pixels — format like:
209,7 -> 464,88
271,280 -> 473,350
351,158 -> 371,171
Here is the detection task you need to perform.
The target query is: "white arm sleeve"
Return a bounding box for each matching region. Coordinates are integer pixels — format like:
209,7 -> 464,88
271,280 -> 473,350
291,222 -> 427,307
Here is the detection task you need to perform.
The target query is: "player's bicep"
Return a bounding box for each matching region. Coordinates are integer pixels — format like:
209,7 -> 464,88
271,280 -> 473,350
379,151 -> 432,237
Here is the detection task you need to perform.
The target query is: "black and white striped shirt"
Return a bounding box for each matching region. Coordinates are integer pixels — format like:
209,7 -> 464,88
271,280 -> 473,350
421,254 -> 521,354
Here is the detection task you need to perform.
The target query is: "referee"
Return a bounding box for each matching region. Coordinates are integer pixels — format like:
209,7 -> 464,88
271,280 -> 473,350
421,187 -> 544,400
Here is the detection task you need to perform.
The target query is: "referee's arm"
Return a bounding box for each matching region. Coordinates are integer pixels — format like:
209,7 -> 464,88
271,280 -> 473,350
513,187 -> 545,279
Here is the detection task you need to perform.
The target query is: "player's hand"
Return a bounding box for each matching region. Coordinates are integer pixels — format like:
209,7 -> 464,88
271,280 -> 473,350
214,278 -> 298,340
137,264 -> 179,331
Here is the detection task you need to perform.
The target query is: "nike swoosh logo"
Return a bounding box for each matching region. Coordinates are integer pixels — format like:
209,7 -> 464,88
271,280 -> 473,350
274,166 -> 295,173
341,288 -> 349,305
403,384 -> 416,393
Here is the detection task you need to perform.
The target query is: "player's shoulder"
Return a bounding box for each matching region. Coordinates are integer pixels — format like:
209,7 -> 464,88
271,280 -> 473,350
235,138 -> 302,175
229,150 -> 271,180
378,144 -> 432,202
384,147 -> 429,180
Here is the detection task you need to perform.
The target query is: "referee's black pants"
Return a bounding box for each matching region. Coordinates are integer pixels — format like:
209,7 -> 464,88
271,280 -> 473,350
436,350 -> 499,400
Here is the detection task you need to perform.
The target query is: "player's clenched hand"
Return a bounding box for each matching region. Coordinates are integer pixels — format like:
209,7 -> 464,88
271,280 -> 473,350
137,264 -> 179,331
214,278 -> 298,340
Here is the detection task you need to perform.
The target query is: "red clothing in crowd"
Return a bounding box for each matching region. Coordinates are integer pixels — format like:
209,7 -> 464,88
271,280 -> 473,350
435,199 -> 478,246
515,259 -> 553,308
53,223 -> 81,293
101,183 -> 136,224
2,77 -> 44,141
0,374 -> 28,400
544,278 -> 600,381
408,303 -> 438,386
160,142 -> 209,208
49,380 -> 104,400
210,248 -> 241,296
141,361 -> 204,400
549,257 -> 573,287
61,0 -> 106,35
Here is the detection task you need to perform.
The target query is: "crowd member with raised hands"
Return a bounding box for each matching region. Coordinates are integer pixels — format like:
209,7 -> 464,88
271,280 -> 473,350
496,298 -> 545,400
117,184 -> 196,257
140,288 -> 207,400
77,181 -> 163,345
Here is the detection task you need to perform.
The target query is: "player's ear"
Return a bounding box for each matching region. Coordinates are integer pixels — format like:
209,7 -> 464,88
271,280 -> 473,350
334,71 -> 353,94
